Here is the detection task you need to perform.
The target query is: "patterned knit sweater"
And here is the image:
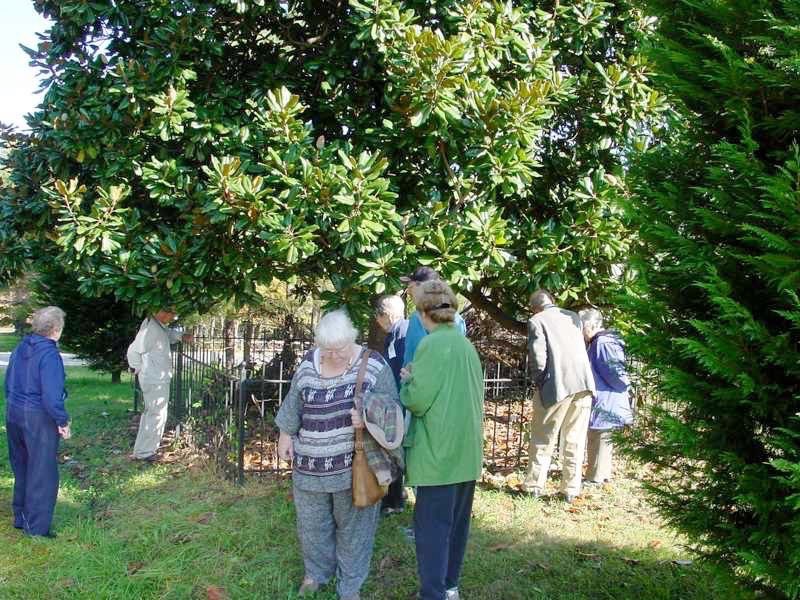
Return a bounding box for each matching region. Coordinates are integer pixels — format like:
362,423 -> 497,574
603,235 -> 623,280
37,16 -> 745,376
275,348 -> 400,492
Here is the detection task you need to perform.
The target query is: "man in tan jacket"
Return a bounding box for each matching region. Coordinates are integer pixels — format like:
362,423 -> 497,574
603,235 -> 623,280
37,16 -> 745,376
523,290 -> 595,502
126,309 -> 191,461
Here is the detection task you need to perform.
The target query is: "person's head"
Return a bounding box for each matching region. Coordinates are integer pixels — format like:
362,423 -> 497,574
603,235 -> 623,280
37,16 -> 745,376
578,308 -> 604,342
529,289 -> 555,314
154,308 -> 177,325
375,294 -> 405,333
315,308 -> 359,366
400,266 -> 440,304
31,306 -> 66,341
415,280 -> 458,331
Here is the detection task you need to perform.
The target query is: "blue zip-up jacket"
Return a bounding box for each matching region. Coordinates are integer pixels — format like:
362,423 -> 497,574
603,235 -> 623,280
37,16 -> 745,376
587,330 -> 632,430
4,334 -> 69,426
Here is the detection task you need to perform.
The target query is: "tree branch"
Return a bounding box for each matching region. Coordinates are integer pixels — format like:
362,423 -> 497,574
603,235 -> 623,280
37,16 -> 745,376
464,286 -> 527,335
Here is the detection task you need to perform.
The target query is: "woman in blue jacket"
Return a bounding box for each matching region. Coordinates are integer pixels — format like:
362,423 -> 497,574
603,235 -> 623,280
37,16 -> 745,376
4,306 -> 70,537
579,309 -> 632,484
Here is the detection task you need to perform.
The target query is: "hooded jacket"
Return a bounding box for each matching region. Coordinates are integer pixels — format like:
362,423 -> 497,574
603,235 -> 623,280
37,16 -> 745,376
4,334 -> 69,426
587,330 -> 633,430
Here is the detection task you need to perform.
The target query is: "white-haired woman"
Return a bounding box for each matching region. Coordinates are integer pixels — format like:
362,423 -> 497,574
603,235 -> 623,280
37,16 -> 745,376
5,306 -> 71,537
276,309 -> 403,600
578,308 -> 632,484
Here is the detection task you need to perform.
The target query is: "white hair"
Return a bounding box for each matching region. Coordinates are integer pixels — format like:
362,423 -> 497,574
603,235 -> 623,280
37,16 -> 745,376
314,308 -> 358,348
31,306 -> 66,337
579,308 -> 604,331
375,294 -> 404,318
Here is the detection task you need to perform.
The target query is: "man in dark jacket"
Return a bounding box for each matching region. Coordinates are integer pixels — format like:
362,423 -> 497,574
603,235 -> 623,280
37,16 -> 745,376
5,306 -> 70,537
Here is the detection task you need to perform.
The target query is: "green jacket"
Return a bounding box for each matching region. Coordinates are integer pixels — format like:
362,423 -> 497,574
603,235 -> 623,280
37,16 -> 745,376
400,323 -> 484,486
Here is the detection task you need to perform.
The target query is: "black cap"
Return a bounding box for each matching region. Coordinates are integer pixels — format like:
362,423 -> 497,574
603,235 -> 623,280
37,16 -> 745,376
399,266 -> 439,284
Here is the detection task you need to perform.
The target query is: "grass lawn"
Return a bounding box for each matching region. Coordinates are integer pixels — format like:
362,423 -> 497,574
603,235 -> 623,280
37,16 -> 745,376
0,367 -> 755,600
0,333 -> 21,353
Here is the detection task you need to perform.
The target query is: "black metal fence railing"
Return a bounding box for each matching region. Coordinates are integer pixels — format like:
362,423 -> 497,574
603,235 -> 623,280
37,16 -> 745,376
139,326 -> 535,482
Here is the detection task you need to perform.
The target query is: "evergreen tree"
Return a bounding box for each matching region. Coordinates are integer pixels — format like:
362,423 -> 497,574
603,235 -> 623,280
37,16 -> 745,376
35,266 -> 142,383
624,1 -> 800,595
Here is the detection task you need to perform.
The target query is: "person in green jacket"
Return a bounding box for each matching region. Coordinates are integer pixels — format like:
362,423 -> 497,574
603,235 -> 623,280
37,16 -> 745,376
400,280 -> 484,600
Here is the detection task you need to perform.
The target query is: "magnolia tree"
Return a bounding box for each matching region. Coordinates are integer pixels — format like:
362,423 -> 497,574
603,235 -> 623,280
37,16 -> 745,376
0,0 -> 662,327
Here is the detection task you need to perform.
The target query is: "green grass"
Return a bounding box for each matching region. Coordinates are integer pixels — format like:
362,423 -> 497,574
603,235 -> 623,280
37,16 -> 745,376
0,333 -> 21,353
0,367 -> 754,599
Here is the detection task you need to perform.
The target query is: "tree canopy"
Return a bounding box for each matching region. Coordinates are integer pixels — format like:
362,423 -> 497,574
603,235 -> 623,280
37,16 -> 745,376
0,0 -> 662,325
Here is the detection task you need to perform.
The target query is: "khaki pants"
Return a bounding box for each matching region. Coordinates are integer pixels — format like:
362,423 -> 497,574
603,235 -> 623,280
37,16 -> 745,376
586,429 -> 615,483
133,381 -> 170,459
524,390 -> 592,496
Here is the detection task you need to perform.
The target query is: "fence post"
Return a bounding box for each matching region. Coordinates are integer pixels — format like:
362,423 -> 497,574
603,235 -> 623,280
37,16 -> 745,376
132,373 -> 141,413
236,364 -> 246,485
174,342 -> 184,424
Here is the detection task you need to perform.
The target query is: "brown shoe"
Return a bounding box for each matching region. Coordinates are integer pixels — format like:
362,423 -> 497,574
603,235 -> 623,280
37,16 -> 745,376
298,577 -> 319,596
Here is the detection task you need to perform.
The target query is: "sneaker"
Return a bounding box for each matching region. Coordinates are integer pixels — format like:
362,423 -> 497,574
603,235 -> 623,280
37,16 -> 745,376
446,588 -> 460,600
561,493 -> 577,504
298,577 -> 319,596
522,487 -> 543,498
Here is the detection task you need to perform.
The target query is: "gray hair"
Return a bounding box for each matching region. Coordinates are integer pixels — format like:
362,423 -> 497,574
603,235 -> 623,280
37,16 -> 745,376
375,294 -> 404,318
529,289 -> 554,311
314,308 -> 358,349
579,308 -> 604,331
31,306 -> 66,337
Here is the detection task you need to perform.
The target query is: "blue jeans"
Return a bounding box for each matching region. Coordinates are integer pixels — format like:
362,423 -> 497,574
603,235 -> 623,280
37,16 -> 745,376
413,481 -> 476,600
6,407 -> 61,536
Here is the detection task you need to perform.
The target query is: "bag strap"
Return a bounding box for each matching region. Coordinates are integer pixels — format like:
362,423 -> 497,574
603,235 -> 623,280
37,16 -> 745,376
353,348 -> 370,448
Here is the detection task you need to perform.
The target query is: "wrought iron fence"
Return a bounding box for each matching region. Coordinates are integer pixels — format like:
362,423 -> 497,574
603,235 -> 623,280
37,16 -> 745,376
137,323 -> 537,482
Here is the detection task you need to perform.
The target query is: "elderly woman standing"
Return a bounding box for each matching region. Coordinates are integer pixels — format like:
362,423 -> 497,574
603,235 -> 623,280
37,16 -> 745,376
578,308 -> 633,484
400,281 -> 484,600
276,309 -> 402,600
5,306 -> 71,537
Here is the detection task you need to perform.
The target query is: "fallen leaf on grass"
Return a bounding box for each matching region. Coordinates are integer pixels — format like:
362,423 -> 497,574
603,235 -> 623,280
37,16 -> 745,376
648,539 -> 662,549
488,542 -> 514,552
672,559 -> 693,567
127,562 -> 144,575
206,585 -> 230,600
57,577 -> 76,588
191,512 -> 216,524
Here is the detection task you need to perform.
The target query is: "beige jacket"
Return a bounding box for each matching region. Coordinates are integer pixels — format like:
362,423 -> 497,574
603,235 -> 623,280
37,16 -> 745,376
527,306 -> 596,408
126,317 -> 182,384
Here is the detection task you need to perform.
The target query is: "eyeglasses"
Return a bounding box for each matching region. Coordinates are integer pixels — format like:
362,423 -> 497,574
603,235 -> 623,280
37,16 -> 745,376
320,345 -> 351,359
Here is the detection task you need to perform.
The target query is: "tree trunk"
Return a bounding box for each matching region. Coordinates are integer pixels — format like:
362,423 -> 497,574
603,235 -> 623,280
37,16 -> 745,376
224,317 -> 236,369
111,370 -> 121,383
366,317 -> 386,352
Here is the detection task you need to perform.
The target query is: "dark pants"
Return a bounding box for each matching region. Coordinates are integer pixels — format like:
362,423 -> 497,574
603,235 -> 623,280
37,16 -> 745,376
413,481 -> 476,600
6,407 -> 61,536
382,471 -> 405,511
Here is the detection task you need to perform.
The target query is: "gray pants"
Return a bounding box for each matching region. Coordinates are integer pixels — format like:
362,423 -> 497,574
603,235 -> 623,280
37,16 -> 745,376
293,484 -> 381,598
133,381 -> 169,459
587,429 -> 615,483
524,390 -> 592,496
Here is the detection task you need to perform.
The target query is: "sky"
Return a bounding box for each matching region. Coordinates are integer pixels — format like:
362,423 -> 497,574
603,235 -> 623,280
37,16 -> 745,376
1,0 -> 51,130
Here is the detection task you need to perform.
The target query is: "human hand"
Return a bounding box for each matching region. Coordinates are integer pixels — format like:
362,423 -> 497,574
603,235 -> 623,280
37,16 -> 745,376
58,424 -> 71,440
277,431 -> 294,461
399,365 -> 412,382
350,408 -> 365,429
